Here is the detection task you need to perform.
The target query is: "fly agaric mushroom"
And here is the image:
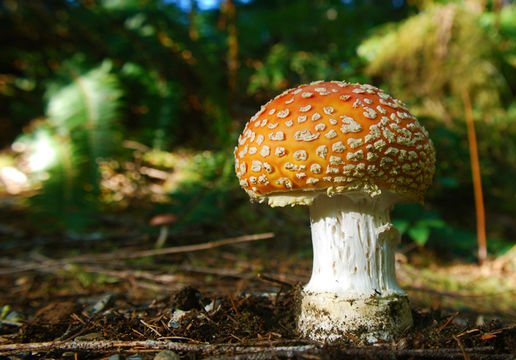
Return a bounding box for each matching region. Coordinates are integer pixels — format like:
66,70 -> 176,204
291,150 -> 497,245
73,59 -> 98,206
234,81 -> 435,343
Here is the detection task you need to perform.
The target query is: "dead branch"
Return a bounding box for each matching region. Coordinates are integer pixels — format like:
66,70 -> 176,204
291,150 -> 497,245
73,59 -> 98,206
0,340 -> 509,359
0,232 -> 274,275
210,346 -> 511,360
0,340 -> 211,354
0,340 -> 316,356
66,232 -> 275,261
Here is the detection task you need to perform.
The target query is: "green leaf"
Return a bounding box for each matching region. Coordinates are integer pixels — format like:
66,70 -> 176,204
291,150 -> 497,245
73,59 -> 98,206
392,219 -> 410,234
408,224 -> 431,246
439,177 -> 460,188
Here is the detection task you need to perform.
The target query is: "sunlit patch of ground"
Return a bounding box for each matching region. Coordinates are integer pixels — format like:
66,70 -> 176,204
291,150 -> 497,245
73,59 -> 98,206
397,249 -> 516,322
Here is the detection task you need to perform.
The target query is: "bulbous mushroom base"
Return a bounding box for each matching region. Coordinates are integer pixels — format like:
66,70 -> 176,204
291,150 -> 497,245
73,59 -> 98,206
297,291 -> 413,344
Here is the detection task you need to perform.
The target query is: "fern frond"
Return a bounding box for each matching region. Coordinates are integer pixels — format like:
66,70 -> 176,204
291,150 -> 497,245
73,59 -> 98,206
28,60 -> 125,231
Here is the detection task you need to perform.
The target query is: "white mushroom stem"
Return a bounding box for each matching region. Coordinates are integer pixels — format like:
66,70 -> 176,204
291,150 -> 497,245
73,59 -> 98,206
298,193 -> 412,344
155,226 -> 169,248
306,194 -> 402,296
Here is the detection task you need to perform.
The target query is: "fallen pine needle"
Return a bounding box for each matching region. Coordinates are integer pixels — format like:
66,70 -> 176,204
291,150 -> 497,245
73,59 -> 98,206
439,311 -> 460,332
456,329 -> 480,338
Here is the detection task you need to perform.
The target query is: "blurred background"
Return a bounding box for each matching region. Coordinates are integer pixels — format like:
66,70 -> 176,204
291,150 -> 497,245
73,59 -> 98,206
0,0 -> 515,265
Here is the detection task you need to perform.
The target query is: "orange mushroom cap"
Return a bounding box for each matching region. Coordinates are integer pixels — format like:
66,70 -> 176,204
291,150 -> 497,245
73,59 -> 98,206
234,81 -> 435,206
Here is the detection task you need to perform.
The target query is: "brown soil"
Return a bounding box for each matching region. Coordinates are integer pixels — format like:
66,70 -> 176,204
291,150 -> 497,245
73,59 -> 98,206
0,223 -> 514,359
1,278 -> 515,359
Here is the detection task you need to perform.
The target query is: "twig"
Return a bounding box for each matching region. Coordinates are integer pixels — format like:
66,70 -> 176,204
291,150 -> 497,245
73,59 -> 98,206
0,233 -> 274,275
70,313 -> 86,326
0,320 -> 22,327
462,90 -> 487,265
456,329 -> 480,338
77,265 -> 180,285
0,340 -> 209,354
257,273 -> 294,288
439,312 -> 459,332
132,329 -> 146,338
452,334 -> 470,360
156,336 -> 201,342
1,341 -> 507,358
206,347 -> 500,360
181,265 -> 253,280
140,320 -> 162,337
67,232 -> 275,261
229,296 -> 240,316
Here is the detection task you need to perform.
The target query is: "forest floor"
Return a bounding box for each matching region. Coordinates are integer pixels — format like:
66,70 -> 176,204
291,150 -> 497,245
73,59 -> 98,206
0,219 -> 515,359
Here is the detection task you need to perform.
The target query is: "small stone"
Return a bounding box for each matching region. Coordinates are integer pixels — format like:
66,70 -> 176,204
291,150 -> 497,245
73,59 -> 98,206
154,350 -> 180,360
168,309 -> 188,328
127,355 -> 143,360
204,299 -> 222,313
87,293 -> 116,315
452,316 -> 470,329
3,309 -> 22,323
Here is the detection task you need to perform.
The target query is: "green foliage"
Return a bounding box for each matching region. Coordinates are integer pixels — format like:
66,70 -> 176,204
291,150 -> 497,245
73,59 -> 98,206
165,149 -> 238,228
119,62 -> 182,148
242,0 -> 410,95
1,0 -> 515,257
64,264 -> 119,287
46,60 -> 122,154
0,305 -> 22,328
393,204 -> 447,246
358,2 -> 516,252
358,2 -> 508,114
248,44 -> 343,93
481,5 -> 516,72
18,60 -> 124,231
393,202 -> 513,259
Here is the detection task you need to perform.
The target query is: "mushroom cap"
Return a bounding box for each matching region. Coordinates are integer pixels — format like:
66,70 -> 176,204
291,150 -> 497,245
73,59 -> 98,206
234,81 -> 435,207
150,214 -> 178,226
